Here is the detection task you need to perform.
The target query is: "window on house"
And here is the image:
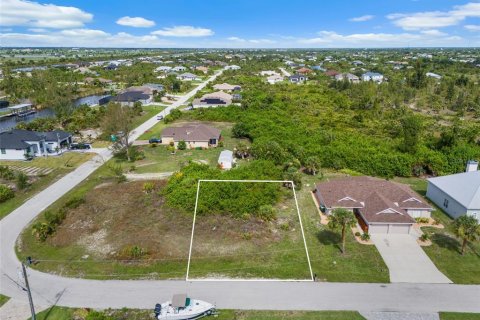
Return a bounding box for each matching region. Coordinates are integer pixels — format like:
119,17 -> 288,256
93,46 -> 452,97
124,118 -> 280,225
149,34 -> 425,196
1,148 -> 5,154
443,199 -> 449,208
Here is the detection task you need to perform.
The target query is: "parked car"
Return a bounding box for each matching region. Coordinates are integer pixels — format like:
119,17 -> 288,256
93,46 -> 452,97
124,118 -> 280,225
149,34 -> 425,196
157,115 -> 164,120
70,143 -> 91,150
149,138 -> 161,144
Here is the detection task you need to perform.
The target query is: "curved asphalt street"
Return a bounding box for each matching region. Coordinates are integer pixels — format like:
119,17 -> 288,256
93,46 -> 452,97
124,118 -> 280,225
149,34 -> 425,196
1,68 -> 480,314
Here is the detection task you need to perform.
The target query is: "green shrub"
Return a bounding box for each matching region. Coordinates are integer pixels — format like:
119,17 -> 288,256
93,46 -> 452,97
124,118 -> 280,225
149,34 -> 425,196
258,204 -> 276,221
16,172 -> 29,190
177,140 -> 187,150
143,182 -> 155,194
32,222 -> 54,241
415,217 -> 430,224
242,232 -> 252,240
280,223 -> 290,231
0,166 -> 16,180
121,245 -> 147,259
163,161 -> 282,218
65,196 -> 85,209
0,184 -> 14,203
355,231 -> 361,237
361,232 -> 371,241
420,233 -> 430,242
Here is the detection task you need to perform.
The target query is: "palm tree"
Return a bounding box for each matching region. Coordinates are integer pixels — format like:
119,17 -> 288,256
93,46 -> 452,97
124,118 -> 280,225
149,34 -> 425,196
327,208 -> 357,254
304,156 -> 321,175
452,215 -> 480,255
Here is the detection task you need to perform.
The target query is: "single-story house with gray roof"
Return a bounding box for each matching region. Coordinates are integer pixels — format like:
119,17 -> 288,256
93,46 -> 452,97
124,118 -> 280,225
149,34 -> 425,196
0,129 -> 72,160
427,162 -> 480,221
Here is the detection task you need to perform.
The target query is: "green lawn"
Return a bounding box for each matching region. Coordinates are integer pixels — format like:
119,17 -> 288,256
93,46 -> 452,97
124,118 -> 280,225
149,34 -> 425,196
440,312 -> 480,320
0,294 -> 10,307
131,105 -> 165,129
0,153 -> 95,220
32,307 -> 366,320
421,221 -> 480,284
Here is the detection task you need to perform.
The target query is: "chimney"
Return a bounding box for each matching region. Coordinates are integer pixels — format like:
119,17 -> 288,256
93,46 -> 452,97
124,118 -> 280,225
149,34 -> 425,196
466,160 -> 479,172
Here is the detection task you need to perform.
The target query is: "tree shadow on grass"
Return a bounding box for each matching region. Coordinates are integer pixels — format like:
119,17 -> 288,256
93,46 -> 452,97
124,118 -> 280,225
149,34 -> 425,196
316,229 -> 342,252
431,233 -> 461,254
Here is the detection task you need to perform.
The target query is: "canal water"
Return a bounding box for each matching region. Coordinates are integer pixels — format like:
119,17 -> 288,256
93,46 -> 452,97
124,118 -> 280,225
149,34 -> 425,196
0,94 -> 110,132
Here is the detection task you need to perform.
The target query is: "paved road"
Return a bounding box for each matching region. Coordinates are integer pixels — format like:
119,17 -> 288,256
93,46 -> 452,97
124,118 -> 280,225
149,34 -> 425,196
279,67 -> 291,77
1,67 -> 480,314
371,234 -> 451,284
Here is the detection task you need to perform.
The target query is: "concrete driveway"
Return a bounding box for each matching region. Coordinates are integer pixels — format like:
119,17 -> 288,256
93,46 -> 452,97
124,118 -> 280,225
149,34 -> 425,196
371,234 -> 452,284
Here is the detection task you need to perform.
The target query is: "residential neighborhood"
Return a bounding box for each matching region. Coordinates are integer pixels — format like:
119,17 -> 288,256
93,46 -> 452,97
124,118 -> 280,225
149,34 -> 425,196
0,1 -> 480,320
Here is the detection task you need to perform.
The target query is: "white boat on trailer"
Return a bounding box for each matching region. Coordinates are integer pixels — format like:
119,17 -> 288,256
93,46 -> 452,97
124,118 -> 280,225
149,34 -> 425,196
155,294 -> 216,320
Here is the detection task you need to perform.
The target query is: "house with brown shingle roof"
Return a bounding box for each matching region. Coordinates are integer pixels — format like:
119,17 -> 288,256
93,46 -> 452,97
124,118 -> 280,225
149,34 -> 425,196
161,124 -> 221,149
213,83 -> 241,92
313,176 -> 432,234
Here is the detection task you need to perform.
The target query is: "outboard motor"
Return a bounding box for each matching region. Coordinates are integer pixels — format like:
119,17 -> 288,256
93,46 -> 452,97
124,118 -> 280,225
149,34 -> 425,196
154,303 -> 161,317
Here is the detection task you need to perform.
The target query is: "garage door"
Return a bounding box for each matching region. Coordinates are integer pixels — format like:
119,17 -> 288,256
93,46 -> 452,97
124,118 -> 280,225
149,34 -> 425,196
369,224 -> 389,233
389,224 -> 411,234
369,224 -> 412,234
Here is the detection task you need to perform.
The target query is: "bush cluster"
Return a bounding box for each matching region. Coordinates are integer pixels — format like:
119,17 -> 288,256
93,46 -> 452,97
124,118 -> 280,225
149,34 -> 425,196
163,161 -> 283,219
32,196 -> 84,241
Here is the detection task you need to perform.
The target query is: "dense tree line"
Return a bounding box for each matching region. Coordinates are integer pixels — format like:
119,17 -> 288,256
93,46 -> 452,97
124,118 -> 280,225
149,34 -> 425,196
188,68 -> 480,177
163,161 -> 284,218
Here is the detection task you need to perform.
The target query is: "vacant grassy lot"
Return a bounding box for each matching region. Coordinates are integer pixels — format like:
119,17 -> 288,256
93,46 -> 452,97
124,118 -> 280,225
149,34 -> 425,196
32,307 -> 366,320
132,121 -> 248,174
18,168 -> 389,282
0,152 -> 94,219
19,180 -> 311,280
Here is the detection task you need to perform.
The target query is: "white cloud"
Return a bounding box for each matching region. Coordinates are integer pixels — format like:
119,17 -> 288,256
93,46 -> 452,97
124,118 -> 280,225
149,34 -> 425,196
227,36 -> 275,44
151,26 -> 213,37
0,0 -> 93,29
116,16 -> 155,28
227,36 -> 246,42
465,24 -> 480,31
0,29 -> 174,47
28,28 -> 47,33
297,30 -> 467,47
420,29 -> 448,36
349,15 -> 375,22
387,2 -> 480,30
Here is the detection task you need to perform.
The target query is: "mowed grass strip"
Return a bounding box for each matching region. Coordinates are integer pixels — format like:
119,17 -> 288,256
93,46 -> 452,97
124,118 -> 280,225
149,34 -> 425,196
32,307 -> 367,320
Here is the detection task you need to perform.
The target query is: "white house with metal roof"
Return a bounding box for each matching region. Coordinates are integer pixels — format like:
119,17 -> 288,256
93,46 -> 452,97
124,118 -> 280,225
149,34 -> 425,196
426,161 -> 480,221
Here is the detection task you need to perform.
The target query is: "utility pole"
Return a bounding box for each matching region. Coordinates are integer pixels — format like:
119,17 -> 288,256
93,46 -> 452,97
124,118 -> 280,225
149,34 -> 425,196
21,263 -> 36,320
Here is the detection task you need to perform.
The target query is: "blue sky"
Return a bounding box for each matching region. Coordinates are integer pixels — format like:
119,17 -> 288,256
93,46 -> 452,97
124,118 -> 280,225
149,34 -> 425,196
1,0 -> 479,47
